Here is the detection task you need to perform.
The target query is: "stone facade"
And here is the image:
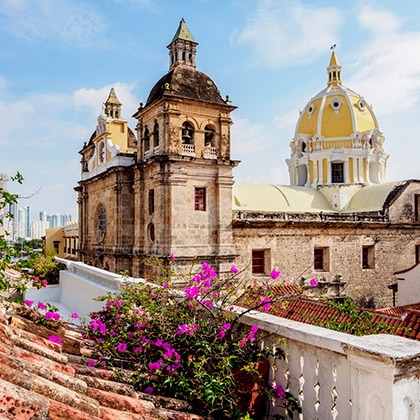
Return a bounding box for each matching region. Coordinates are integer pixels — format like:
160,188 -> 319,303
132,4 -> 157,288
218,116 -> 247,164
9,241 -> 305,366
76,20 -> 420,308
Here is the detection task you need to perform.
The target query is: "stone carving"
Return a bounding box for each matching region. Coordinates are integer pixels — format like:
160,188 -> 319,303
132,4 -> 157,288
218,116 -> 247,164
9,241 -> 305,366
169,124 -> 179,153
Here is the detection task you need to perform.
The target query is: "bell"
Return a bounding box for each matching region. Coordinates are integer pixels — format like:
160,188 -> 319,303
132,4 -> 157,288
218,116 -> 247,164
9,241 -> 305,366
182,129 -> 191,140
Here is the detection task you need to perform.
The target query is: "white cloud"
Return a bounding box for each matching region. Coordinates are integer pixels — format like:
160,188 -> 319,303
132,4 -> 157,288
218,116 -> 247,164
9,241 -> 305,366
233,0 -> 343,68
348,5 -> 420,115
0,0 -> 106,45
231,116 -> 271,155
74,82 -> 139,120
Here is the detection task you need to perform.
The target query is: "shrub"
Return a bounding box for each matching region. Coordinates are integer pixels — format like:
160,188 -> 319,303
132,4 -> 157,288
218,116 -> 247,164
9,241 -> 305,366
85,260 -> 299,419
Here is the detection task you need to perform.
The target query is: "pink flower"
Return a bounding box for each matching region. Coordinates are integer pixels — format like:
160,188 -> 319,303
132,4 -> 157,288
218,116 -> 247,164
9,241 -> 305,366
34,276 -> 39,282
71,312 -> 79,319
115,300 -> 121,307
310,278 -> 318,287
154,338 -> 164,347
217,323 -> 231,339
271,268 -> 281,280
87,359 -> 96,367
48,335 -> 62,345
117,342 -> 127,352
204,300 -> 213,308
148,359 -> 163,372
141,336 -> 149,344
170,253 -> 176,259
144,386 -> 154,394
24,300 -> 33,307
163,283 -> 169,289
53,313 -> 61,321
259,297 -> 271,312
271,383 -> 285,399
230,265 -> 239,274
239,338 -> 246,347
134,347 -> 143,353
41,280 -> 48,287
37,301 -> 46,310
45,311 -> 54,320
250,325 -> 259,334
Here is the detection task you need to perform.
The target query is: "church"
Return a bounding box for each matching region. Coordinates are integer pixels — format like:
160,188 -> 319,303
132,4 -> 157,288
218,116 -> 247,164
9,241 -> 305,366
76,19 -> 420,308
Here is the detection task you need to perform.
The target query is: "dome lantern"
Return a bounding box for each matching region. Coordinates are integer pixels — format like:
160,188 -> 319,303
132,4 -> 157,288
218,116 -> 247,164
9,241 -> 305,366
327,48 -> 342,86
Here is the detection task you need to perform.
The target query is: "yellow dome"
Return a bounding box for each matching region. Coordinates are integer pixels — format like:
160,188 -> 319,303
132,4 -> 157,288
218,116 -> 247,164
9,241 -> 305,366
287,50 -> 388,189
295,51 -> 379,140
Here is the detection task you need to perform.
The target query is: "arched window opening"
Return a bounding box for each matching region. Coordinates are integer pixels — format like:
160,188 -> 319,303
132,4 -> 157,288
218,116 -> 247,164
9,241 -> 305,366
301,141 -> 306,153
182,122 -> 194,145
204,125 -> 215,147
143,127 -> 150,152
153,122 -> 159,148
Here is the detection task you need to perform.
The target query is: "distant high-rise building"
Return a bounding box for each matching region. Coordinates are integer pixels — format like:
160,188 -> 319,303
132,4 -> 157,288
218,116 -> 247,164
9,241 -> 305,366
30,220 -> 49,239
39,211 -> 47,222
47,213 -> 59,229
61,214 -> 72,226
17,207 -> 29,239
0,174 -> 7,238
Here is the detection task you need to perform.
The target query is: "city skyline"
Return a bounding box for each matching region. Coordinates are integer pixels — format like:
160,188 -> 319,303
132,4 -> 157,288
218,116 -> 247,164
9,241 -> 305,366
1,0 -> 420,217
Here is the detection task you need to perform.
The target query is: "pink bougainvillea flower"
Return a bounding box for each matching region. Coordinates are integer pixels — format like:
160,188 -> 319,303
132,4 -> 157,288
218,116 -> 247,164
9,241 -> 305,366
87,359 -> 96,367
41,280 -> 48,288
37,301 -> 46,310
48,335 -> 62,345
250,325 -> 259,334
24,300 -> 33,307
134,347 -> 143,353
141,336 -> 149,344
310,278 -> 318,287
230,265 -> 239,274
117,342 -> 127,352
271,268 -> 281,280
53,313 -> 60,321
217,323 -> 231,339
259,297 -> 271,312
45,311 -> 54,320
204,300 -> 213,308
148,359 -> 163,372
163,283 -> 169,289
115,300 -> 122,307
71,312 -> 79,319
271,383 -> 285,399
170,253 -> 176,260
239,338 -> 246,347
33,276 -> 40,282
154,338 -> 163,347
144,386 -> 154,394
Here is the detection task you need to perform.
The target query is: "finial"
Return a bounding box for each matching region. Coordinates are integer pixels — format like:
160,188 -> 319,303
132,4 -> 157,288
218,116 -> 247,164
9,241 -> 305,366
225,95 -> 231,104
139,102 -> 143,108
164,83 -> 170,90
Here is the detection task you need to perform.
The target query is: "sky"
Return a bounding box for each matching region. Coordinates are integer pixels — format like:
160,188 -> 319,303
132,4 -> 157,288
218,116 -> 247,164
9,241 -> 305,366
1,0 -> 420,221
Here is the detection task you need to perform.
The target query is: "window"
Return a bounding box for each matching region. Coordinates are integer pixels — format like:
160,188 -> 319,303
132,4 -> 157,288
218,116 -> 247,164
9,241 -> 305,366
331,162 -> 344,183
53,241 -> 60,253
416,245 -> 420,264
252,250 -> 265,274
148,223 -> 155,242
204,125 -> 215,147
143,127 -> 150,151
415,195 -> 420,222
195,187 -> 206,211
362,246 -> 375,269
182,122 -> 194,144
153,122 -> 159,148
314,247 -> 329,271
149,189 -> 155,215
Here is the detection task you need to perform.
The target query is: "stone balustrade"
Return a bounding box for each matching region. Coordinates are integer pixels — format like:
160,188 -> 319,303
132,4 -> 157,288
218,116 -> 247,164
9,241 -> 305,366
24,260 -> 420,419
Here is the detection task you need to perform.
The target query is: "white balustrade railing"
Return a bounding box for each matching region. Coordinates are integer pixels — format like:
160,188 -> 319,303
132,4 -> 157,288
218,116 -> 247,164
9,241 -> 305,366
236,307 -> 420,420
27,260 -> 420,419
203,146 -> 217,159
182,143 -> 195,157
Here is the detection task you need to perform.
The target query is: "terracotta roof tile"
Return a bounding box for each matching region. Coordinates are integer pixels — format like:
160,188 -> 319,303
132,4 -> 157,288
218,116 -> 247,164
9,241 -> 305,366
0,302 -> 203,420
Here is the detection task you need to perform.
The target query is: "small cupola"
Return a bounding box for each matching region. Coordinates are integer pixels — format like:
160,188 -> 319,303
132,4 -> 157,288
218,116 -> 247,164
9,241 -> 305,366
327,47 -> 342,87
104,88 -> 122,119
167,18 -> 198,71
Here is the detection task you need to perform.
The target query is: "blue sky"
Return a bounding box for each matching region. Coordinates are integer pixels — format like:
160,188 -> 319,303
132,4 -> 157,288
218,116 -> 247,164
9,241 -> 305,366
1,0 -> 420,220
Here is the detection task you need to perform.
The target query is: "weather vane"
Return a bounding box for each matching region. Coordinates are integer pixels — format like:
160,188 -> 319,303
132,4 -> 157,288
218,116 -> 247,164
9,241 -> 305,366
330,44 -> 337,51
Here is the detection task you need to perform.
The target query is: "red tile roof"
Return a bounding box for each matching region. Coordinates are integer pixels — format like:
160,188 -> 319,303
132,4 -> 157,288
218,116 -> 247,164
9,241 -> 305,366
0,302 -> 202,420
237,284 -> 420,341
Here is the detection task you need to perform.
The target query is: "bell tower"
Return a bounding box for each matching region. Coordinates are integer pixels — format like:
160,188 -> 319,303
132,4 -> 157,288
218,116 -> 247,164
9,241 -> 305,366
131,19 -> 239,276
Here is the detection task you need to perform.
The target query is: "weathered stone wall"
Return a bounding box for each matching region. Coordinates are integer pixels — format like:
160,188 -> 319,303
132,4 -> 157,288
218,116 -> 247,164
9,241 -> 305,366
232,220 -> 420,308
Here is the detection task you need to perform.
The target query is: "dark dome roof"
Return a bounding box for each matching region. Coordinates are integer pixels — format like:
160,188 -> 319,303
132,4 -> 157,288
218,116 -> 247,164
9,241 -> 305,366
146,65 -> 225,106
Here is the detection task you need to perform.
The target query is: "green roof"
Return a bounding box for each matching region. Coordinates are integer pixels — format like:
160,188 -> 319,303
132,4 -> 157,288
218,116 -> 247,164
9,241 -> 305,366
170,18 -> 197,44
